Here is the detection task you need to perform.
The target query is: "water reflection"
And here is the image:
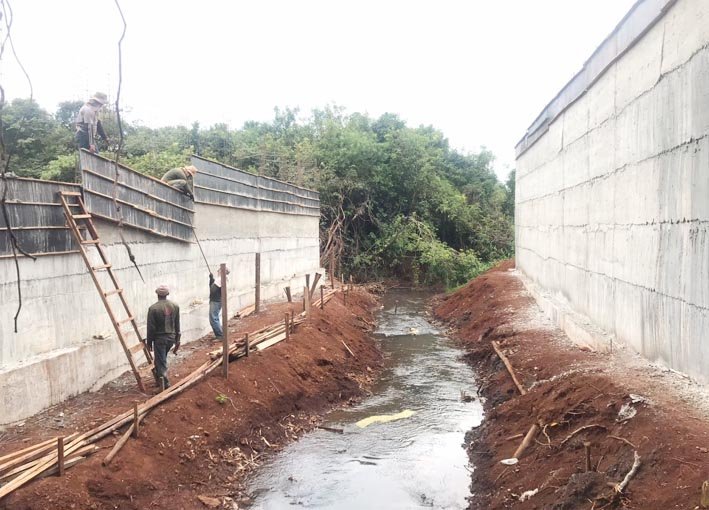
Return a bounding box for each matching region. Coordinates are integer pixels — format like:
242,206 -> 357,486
248,291 -> 482,509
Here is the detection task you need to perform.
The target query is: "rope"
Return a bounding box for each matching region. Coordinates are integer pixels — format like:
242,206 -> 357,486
0,0 -> 36,332
110,0 -> 143,282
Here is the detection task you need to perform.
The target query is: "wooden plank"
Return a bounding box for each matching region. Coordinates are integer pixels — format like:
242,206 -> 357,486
255,332 -> 287,351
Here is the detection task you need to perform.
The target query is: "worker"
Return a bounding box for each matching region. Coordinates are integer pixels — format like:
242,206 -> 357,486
208,266 -> 230,339
75,92 -> 109,153
161,165 -> 197,199
146,285 -> 181,390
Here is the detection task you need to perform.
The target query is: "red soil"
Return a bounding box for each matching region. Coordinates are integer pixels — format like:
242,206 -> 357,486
0,288 -> 382,510
434,261 -> 709,510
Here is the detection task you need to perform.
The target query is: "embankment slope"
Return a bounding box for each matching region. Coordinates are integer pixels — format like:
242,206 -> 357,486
1,288 -> 382,510
435,261 -> 709,509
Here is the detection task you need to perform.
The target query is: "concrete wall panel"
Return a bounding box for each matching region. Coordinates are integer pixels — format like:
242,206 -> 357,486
0,199 -> 321,425
516,0 -> 709,383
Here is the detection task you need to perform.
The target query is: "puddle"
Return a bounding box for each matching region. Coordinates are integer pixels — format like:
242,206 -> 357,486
248,290 -> 483,509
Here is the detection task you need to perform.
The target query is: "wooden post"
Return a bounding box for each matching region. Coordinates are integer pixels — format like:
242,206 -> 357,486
132,403 -> 139,438
284,286 -> 292,302
584,442 -> 592,472
343,287 -> 347,306
254,253 -> 261,314
289,312 -> 294,333
329,252 -> 335,289
221,263 -> 228,379
309,273 -> 321,298
306,274 -> 310,293
285,313 -> 290,340
57,437 -> 64,477
245,333 -> 250,357
304,286 -> 311,316
320,286 -> 324,310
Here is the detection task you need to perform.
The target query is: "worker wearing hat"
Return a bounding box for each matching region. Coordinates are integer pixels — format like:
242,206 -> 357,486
75,92 -> 110,153
146,284 -> 181,390
161,165 -> 197,199
208,266 -> 230,338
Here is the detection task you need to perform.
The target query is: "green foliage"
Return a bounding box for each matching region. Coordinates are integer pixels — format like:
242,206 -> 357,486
41,154 -> 77,182
1,100 -> 514,287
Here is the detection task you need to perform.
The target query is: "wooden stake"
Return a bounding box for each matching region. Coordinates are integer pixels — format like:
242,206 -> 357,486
221,263 -> 228,379
320,286 -> 324,310
309,273 -> 321,298
57,438 -> 64,477
103,424 -> 134,466
304,286 -> 311,316
245,333 -> 250,357
491,340 -> 527,395
284,286 -> 292,302
512,423 -> 539,459
285,313 -> 290,340
132,403 -> 139,438
341,339 -> 356,358
306,273 -> 310,293
254,253 -> 261,314
329,252 -> 335,289
584,441 -> 592,472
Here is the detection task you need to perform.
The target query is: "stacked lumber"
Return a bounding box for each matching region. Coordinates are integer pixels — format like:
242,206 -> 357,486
0,286 -> 341,500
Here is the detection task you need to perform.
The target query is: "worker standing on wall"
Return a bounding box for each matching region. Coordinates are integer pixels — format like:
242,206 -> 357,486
208,266 -> 230,339
146,285 -> 181,390
75,92 -> 110,153
161,165 -> 197,199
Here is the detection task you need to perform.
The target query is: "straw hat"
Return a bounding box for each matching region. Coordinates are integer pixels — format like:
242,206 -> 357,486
89,92 -> 108,105
155,285 -> 170,297
183,165 -> 198,176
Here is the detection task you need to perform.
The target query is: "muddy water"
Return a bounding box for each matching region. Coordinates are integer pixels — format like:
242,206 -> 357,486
249,290 -> 483,509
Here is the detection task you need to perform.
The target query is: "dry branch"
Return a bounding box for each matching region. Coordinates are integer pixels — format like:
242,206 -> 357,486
491,340 -> 526,395
615,451 -> 641,493
560,424 -> 607,447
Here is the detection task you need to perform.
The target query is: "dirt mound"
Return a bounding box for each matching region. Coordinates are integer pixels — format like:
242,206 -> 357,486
435,260 -> 709,510
1,288 -> 382,510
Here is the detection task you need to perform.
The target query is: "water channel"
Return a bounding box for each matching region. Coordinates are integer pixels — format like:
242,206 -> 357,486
249,290 -> 483,509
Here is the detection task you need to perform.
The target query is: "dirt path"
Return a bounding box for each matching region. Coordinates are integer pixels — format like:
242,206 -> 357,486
434,261 -> 709,510
0,288 -> 383,510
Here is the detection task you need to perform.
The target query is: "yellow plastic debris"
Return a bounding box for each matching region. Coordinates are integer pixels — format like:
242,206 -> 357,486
355,409 -> 415,428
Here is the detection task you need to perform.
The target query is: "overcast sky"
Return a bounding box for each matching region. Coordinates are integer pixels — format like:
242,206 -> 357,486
2,0 -> 637,179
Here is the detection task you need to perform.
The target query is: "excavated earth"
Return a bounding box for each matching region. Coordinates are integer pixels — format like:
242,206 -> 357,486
0,287 -> 383,510
434,260 -> 709,510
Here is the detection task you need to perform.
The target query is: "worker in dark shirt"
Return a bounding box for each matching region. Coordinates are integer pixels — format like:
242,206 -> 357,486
208,266 -> 230,338
146,285 -> 181,389
161,166 -> 196,198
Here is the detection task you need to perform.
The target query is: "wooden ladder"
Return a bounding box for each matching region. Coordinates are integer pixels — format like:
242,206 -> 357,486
58,191 -> 153,392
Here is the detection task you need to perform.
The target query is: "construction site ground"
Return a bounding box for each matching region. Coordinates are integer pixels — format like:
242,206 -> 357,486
434,260 -> 709,510
0,287 -> 383,510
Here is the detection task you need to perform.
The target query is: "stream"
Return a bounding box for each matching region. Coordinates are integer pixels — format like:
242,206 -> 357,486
248,290 -> 483,509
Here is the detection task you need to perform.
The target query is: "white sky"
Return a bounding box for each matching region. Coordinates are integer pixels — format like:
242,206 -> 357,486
2,0 -> 637,180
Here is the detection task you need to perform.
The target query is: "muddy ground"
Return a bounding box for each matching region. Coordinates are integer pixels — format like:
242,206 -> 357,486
0,287 -> 383,510
434,260 -> 709,510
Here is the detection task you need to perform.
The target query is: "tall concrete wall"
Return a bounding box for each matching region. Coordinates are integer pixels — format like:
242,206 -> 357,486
0,202 -> 320,425
515,0 -> 709,382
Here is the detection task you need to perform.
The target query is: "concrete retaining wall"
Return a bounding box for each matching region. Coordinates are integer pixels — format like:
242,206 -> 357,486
515,0 -> 709,382
0,201 -> 320,425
